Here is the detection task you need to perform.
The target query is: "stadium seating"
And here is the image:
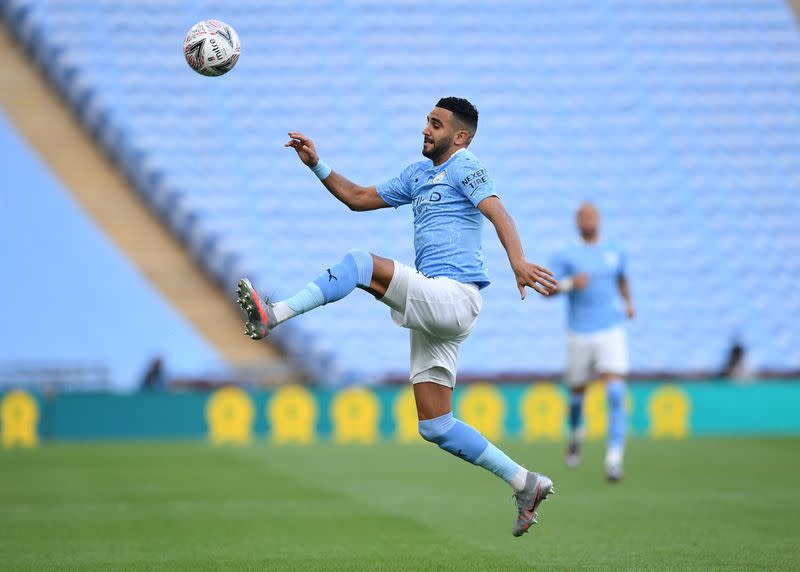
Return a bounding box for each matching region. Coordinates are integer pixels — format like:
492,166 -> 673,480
0,110 -> 222,390
3,0 -> 798,383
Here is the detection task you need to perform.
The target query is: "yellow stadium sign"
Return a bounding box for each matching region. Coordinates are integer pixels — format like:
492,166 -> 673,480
205,387 -> 255,445
648,385 -> 691,439
331,388 -> 380,444
1,390 -> 39,448
520,383 -> 566,441
268,384 -> 318,444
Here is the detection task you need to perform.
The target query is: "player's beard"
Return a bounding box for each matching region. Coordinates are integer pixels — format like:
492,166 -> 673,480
422,134 -> 454,163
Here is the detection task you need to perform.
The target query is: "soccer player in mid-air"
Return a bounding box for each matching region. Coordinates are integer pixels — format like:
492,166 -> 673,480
237,97 -> 558,536
550,203 -> 635,481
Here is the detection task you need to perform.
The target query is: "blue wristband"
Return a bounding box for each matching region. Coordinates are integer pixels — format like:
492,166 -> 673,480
311,159 -> 332,181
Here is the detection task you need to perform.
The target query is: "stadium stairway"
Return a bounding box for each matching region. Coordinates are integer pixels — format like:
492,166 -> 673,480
2,0 -> 798,383
0,24 -> 296,386
790,0 -> 800,22
0,108 -> 223,390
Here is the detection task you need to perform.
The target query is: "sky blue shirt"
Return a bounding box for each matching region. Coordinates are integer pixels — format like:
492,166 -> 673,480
377,149 -> 497,288
550,240 -> 627,333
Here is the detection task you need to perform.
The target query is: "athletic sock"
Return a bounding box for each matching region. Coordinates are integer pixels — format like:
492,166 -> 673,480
477,444 -> 529,491
606,378 -> 627,457
272,249 -> 373,325
569,391 -> 584,442
418,412 -> 528,491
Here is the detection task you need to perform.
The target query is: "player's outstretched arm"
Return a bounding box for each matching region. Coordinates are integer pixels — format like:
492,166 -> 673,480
285,132 -> 389,212
478,196 -> 558,299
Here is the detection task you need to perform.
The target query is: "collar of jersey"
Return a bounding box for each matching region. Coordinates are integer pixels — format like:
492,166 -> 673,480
427,147 -> 466,170
577,237 -> 604,247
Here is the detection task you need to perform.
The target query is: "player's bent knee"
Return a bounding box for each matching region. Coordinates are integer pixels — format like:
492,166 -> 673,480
418,423 -> 441,443
338,248 -> 374,290
346,248 -> 371,262
346,248 -> 373,274
363,252 -> 396,296
417,415 -> 485,462
417,412 -> 456,443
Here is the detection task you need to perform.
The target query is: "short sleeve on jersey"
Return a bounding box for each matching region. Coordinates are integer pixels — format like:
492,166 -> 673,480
451,157 -> 497,207
376,163 -> 416,208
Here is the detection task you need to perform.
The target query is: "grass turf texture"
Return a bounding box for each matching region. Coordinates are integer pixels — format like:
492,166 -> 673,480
1,438 -> 798,571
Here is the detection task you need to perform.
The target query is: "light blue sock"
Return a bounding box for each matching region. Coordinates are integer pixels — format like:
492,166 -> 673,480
418,412 -> 524,487
284,249 -> 373,315
607,379 -> 627,451
475,443 -> 524,484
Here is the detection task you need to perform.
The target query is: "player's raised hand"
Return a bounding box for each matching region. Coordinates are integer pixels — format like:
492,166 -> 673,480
285,132 -> 319,167
512,261 -> 559,299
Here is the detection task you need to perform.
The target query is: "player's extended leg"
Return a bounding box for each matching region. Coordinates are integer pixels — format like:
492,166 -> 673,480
603,372 -> 627,482
413,382 -> 554,537
237,249 -> 394,339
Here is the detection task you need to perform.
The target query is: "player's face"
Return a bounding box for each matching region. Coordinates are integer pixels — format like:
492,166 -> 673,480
577,205 -> 600,237
422,108 -> 457,161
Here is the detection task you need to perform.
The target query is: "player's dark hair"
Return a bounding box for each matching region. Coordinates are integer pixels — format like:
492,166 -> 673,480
436,97 -> 478,137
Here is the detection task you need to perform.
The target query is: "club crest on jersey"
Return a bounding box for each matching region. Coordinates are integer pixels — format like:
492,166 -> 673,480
432,171 -> 446,184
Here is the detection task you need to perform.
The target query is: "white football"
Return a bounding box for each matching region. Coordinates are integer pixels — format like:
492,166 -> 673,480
183,20 -> 241,77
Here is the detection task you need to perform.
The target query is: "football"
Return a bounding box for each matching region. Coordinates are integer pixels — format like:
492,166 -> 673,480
183,20 -> 241,77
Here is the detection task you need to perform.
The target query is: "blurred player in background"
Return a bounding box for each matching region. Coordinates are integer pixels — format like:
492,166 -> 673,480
237,97 -> 558,536
550,203 -> 635,481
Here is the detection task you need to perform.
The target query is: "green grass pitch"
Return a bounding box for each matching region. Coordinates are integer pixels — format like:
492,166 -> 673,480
1,438 -> 798,571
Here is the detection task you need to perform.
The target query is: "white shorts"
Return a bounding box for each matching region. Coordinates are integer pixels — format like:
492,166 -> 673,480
565,325 -> 629,387
379,261 -> 482,388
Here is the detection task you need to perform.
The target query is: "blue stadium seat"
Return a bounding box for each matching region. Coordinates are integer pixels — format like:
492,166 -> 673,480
4,0 -> 799,382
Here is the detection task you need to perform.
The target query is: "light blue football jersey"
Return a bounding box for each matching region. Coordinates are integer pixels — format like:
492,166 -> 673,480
550,240 -> 627,333
377,149 -> 497,288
